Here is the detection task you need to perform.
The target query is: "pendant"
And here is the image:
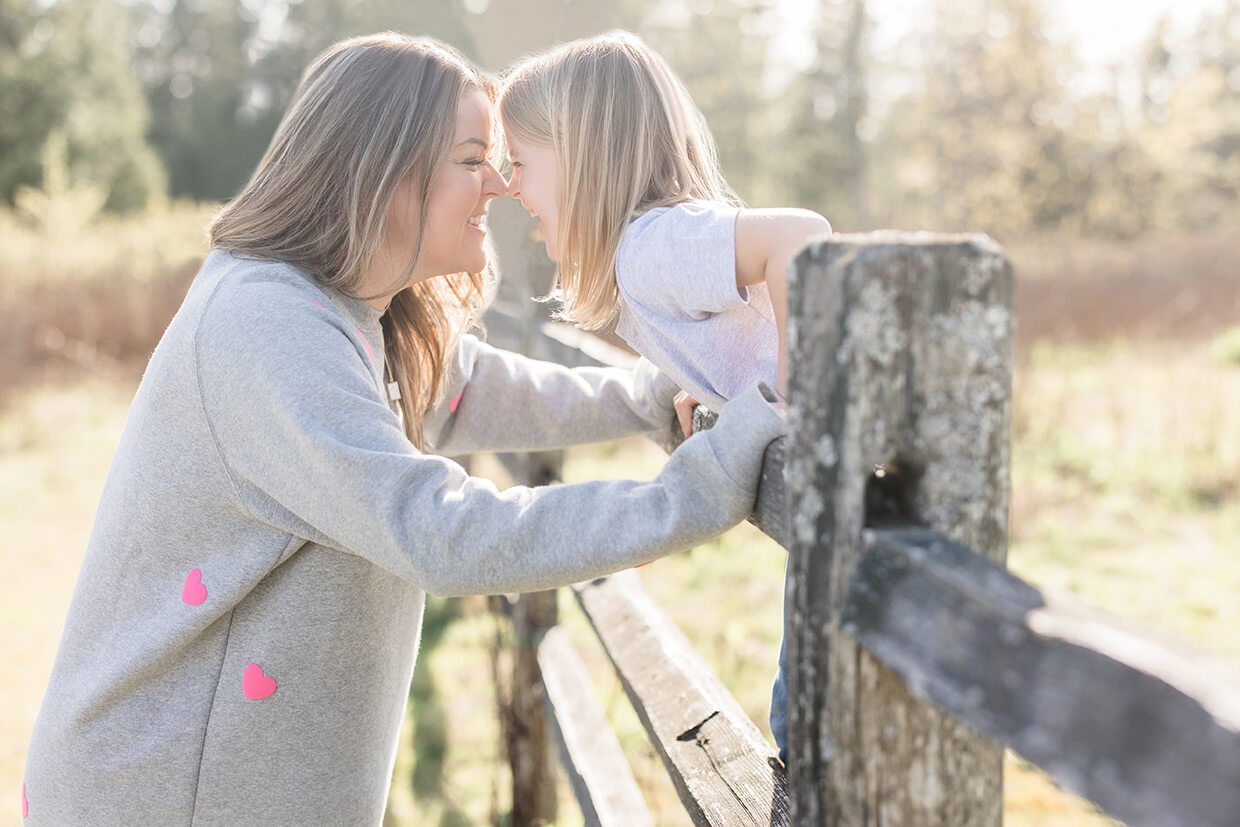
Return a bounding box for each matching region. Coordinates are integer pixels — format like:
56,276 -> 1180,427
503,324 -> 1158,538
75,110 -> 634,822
388,381 -> 401,402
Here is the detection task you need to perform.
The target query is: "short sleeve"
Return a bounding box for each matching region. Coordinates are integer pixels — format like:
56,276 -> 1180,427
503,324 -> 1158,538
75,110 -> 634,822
615,202 -> 744,318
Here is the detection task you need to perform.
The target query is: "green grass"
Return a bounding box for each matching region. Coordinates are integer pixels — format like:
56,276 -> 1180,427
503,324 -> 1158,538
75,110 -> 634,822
1010,343 -> 1240,654
4,339 -> 1237,826
1211,326 -> 1240,367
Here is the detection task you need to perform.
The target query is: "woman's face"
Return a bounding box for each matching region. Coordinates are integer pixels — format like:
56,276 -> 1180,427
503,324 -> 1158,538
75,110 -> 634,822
385,88 -> 506,284
504,131 -> 561,261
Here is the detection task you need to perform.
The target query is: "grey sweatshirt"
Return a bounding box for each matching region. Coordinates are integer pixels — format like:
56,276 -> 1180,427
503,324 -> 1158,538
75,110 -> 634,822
22,250 -> 783,826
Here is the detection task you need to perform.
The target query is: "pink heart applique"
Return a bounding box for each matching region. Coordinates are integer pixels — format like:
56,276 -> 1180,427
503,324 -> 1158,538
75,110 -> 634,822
243,663 -> 277,700
449,392 -> 463,413
22,782 -> 28,818
182,569 -> 207,606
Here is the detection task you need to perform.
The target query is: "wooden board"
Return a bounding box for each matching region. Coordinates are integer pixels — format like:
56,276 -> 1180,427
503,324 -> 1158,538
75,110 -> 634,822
845,527 -> 1240,827
538,626 -> 655,827
572,570 -> 791,827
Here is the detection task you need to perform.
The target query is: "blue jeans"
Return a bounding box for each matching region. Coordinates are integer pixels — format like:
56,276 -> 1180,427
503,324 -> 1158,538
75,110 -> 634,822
769,556 -> 789,765
770,631 -> 788,765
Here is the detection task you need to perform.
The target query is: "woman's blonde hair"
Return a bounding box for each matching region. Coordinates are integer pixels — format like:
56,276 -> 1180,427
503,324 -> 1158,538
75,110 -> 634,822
209,32 -> 492,448
498,31 -> 740,330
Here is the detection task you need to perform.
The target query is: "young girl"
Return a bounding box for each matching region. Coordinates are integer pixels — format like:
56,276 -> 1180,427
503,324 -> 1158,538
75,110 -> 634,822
498,31 -> 831,763
21,33 -> 784,824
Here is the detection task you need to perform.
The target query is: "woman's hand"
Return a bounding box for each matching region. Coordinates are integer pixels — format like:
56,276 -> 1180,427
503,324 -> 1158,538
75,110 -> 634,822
674,389 -> 699,439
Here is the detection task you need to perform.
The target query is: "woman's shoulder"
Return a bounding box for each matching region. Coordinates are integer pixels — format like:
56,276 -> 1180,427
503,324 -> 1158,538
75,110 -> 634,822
191,250 -> 356,341
201,249 -> 318,294
197,250 -> 343,316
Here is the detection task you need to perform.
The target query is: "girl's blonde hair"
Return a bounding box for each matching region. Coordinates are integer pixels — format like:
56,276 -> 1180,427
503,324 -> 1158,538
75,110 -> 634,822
498,31 -> 740,330
210,32 -> 493,448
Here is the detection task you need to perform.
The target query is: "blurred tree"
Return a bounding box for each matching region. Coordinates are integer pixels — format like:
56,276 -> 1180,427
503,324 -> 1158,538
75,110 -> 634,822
14,130 -> 107,234
780,0 -> 869,227
872,0 -> 1082,238
0,0 -> 165,212
1138,15 -> 1176,128
463,0 -> 647,71
131,0 -> 279,202
1147,0 -> 1240,228
275,0 -> 479,80
642,0 -> 780,205
1060,82 -> 1163,238
130,0 -> 479,202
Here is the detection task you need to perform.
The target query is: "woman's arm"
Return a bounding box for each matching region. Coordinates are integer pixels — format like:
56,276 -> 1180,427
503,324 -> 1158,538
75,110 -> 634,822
195,287 -> 783,596
734,208 -> 832,397
424,334 -> 680,457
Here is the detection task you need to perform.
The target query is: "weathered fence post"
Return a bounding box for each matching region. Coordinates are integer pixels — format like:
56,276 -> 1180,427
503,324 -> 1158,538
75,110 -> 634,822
785,233 -> 1015,825
509,506 -> 561,827
488,197 -> 562,826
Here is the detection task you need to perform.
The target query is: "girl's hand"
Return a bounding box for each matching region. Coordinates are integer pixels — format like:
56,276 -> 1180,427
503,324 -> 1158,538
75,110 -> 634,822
674,389 -> 699,439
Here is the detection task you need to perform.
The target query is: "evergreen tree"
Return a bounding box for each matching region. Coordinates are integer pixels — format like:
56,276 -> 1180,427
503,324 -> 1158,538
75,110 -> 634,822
130,0 -> 479,202
875,0 -> 1080,237
0,0 -> 165,211
781,0 -> 869,226
1167,0 -> 1240,226
130,0 -> 276,201
642,0 -> 779,205
1126,2 -> 1240,231
462,0 -> 647,72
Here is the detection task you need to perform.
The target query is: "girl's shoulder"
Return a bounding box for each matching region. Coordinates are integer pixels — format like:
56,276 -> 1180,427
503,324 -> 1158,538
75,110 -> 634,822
627,199 -> 740,233
615,201 -> 743,306
620,200 -> 741,261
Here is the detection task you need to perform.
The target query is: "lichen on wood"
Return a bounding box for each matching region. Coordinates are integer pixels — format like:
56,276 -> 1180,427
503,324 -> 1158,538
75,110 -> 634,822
785,233 -> 1014,826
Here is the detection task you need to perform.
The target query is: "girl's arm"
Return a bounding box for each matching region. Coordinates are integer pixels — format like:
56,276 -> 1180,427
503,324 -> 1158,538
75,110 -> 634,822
734,208 -> 832,397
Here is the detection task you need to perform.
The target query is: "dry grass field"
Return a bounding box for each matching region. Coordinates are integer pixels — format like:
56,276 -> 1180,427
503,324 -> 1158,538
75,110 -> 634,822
1,212 -> 1237,825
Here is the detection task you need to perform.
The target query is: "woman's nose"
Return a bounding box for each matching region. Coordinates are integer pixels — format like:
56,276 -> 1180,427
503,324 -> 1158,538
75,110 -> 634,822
483,161 -> 507,198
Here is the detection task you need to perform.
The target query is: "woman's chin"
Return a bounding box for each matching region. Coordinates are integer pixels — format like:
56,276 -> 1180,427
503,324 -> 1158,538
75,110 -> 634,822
464,250 -> 489,274
425,251 -> 489,278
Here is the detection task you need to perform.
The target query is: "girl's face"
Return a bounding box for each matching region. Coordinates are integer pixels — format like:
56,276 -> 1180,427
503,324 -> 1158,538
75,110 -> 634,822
504,131 -> 561,261
385,89 -> 507,285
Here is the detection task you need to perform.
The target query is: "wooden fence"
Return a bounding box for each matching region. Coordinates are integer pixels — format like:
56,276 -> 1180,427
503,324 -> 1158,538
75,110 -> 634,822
480,232 -> 1240,826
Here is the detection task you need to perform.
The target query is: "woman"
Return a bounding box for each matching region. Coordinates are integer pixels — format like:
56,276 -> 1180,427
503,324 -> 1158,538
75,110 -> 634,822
21,32 -> 782,825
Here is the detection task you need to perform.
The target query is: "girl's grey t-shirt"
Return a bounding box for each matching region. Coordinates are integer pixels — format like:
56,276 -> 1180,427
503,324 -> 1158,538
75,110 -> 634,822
615,200 -> 779,412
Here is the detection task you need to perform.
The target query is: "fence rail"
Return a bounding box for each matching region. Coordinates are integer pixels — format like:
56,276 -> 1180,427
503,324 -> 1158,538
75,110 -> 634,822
482,232 -> 1240,827
537,624 -> 653,827
847,526 -> 1240,827
572,570 -> 790,826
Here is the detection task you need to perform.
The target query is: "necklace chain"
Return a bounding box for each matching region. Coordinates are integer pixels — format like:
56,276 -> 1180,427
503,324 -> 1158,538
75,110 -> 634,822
384,351 -> 401,402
